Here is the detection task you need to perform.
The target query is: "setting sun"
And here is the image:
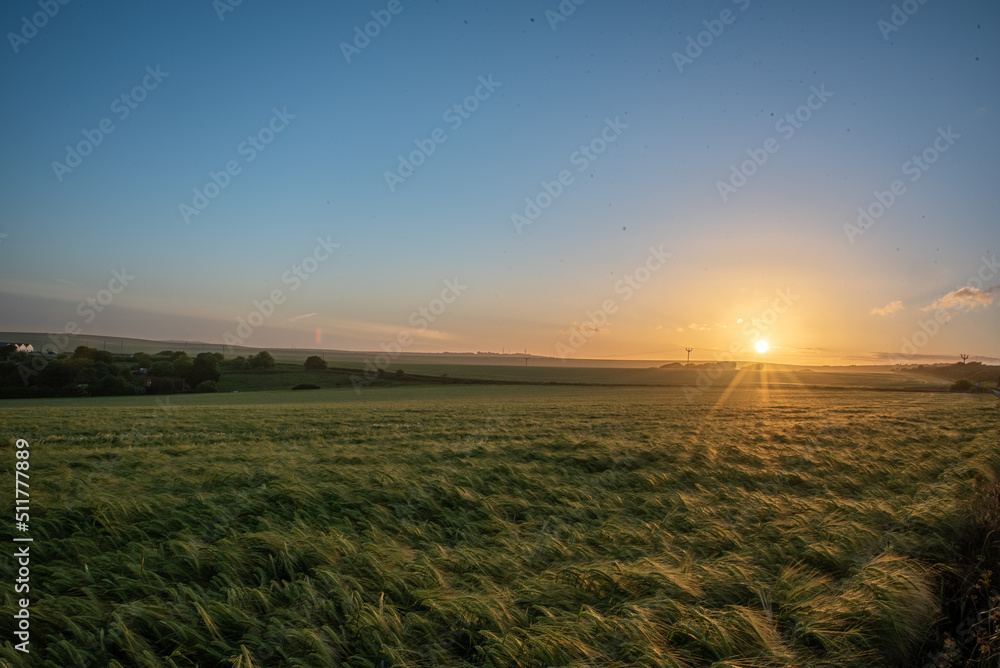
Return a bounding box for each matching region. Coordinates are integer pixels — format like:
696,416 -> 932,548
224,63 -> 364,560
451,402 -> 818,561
755,340 -> 769,354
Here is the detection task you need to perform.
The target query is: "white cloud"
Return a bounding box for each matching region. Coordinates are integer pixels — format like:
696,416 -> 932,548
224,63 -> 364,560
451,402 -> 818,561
871,300 -> 903,316
921,286 -> 996,312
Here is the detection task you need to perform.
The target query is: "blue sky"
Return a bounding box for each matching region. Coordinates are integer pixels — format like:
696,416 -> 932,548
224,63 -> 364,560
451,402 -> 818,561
1,0 -> 998,363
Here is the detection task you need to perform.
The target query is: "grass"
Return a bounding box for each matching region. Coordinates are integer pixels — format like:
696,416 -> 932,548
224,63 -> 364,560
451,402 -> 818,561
1,385 -> 997,666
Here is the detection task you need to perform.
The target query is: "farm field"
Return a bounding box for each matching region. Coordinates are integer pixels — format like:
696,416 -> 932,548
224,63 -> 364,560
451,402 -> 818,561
0,360 -> 954,406
2,385 -> 998,667
362,364 -> 950,390
209,364 -> 956,396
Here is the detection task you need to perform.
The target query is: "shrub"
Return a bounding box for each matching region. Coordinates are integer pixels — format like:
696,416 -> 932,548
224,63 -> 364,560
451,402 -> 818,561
951,379 -> 974,392
227,356 -> 250,371
250,351 -> 276,369
292,384 -> 321,391
304,355 -> 327,371
145,377 -> 182,395
93,375 -> 137,396
196,380 -> 218,393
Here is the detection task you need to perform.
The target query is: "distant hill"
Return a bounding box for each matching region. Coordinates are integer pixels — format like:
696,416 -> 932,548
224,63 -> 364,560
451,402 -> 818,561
907,362 -> 1000,385
659,361 -> 803,371
0,331 -> 677,369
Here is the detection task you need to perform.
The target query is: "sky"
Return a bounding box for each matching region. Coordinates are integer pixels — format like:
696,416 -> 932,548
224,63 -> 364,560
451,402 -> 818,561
1,0 -> 998,365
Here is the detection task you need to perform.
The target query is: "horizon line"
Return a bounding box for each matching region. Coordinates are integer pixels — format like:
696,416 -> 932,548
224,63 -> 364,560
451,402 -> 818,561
2,330 -> 997,367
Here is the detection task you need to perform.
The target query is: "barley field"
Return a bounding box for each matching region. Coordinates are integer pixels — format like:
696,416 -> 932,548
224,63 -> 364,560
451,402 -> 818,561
1,385 -> 998,667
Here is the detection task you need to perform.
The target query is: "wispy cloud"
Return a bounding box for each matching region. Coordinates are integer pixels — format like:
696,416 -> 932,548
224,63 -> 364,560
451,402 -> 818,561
871,300 -> 903,316
322,319 -> 457,342
560,322 -> 609,334
285,312 -> 318,323
921,286 -> 997,312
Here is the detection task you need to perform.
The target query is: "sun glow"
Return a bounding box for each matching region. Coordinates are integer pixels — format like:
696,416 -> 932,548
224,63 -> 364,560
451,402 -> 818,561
755,340 -> 769,354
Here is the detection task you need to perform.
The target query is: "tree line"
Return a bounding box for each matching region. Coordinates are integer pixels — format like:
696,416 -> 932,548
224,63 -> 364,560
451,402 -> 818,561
0,345 -> 277,399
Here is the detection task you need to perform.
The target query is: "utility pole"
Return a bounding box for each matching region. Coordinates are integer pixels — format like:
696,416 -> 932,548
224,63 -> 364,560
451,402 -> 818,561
685,347 -> 693,365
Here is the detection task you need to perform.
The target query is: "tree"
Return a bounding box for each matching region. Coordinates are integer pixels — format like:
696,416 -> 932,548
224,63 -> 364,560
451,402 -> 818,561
250,351 -> 275,369
73,345 -> 98,360
188,352 -> 221,386
78,362 -> 114,386
195,380 -> 218,393
92,350 -> 114,365
304,355 -> 327,371
149,361 -> 175,378
36,360 -> 76,388
172,354 -> 193,380
132,352 -> 153,368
